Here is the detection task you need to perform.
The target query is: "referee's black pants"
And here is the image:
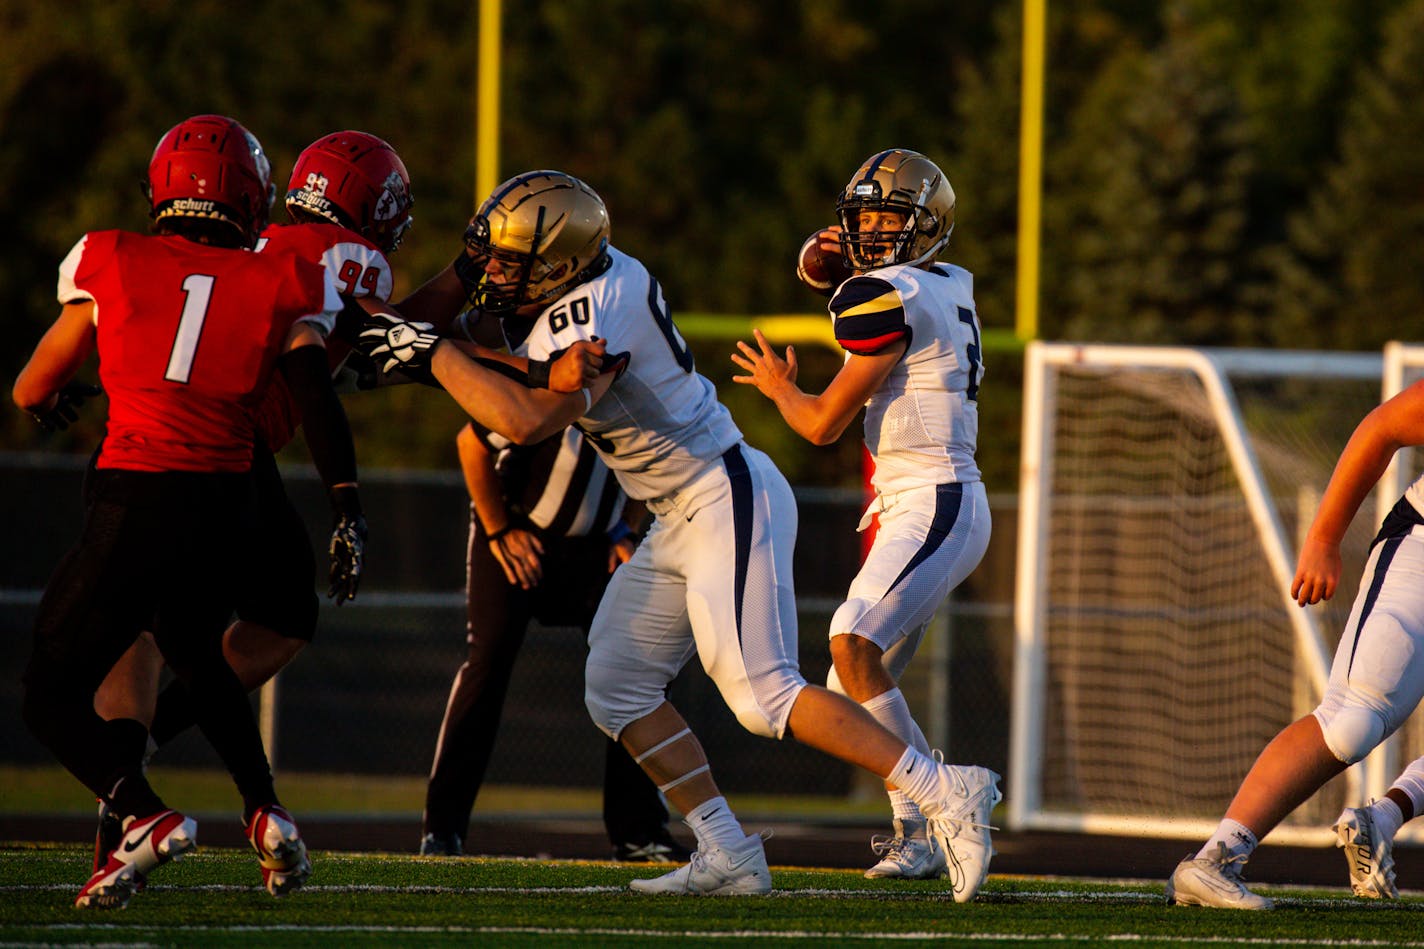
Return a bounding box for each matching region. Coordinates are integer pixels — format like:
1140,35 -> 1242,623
423,515 -> 669,848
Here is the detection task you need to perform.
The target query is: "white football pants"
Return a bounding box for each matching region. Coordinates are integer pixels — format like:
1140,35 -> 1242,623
584,443 -> 806,740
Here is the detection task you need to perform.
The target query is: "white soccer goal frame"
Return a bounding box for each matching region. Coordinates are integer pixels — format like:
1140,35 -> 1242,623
1370,342 -> 1424,842
1010,342 -> 1388,842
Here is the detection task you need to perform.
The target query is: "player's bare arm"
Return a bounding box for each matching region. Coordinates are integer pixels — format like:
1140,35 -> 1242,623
433,343 -> 614,445
731,328 -> 903,445
280,319 -> 366,604
353,297 -> 611,443
450,337 -> 607,393
13,301 -> 97,416
1292,379 -> 1424,606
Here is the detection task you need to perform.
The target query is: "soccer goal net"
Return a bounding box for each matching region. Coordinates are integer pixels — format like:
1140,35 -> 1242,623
1009,342 -> 1416,842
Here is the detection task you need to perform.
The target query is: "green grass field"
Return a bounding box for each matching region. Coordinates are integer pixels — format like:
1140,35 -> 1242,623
1,843 -> 1420,948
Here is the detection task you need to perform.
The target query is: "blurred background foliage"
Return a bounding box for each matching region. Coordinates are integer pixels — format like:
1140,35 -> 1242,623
2,0 -> 1422,488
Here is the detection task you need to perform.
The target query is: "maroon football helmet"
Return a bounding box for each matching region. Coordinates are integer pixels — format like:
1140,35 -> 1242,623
285,131 -> 413,253
146,114 -> 276,248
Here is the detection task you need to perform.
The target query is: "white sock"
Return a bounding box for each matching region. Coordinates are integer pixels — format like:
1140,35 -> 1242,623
886,747 -> 940,810
1369,797 -> 1405,843
1197,818 -> 1257,861
683,796 -> 744,852
1389,756 -> 1424,820
863,689 -> 929,822
890,789 -> 920,823
861,689 -> 930,753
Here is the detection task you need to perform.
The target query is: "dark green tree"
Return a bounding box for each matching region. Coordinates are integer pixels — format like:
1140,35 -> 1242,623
1185,0 -> 1407,243
1044,6 -> 1255,344
1264,0 -> 1424,351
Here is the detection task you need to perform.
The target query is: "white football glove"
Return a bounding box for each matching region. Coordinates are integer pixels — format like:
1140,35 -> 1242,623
357,312 -> 441,376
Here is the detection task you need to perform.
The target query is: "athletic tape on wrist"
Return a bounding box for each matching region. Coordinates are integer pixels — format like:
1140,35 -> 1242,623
632,727 -> 691,764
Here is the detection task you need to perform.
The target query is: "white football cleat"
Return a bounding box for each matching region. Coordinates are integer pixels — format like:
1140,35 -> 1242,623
920,759 -> 1001,902
865,817 -> 947,880
1166,842 -> 1273,910
1333,806 -> 1399,899
245,804 -> 312,896
629,832 -> 771,896
75,808 -> 197,909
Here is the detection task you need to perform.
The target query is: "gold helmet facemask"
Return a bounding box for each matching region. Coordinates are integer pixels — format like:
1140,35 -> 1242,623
835,149 -> 955,271
460,170 -> 611,313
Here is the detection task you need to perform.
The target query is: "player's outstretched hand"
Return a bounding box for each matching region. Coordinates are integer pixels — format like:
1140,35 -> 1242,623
355,308 -> 442,380
1291,535 -> 1341,607
31,381 -> 103,432
730,328 -> 798,397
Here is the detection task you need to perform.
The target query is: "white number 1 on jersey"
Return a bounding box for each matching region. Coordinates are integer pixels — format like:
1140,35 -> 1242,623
165,273 -> 215,384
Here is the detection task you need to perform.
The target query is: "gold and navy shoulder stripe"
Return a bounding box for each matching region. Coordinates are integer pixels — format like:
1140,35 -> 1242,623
830,275 -> 908,355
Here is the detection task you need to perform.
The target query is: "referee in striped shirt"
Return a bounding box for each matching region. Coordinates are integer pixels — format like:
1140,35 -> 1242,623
420,420 -> 690,862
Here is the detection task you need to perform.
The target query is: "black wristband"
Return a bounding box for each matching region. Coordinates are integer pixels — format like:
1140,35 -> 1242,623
485,524 -> 511,542
527,357 -> 553,389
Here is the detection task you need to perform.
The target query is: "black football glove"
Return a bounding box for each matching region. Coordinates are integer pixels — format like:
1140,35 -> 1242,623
327,486 -> 367,606
31,381 -> 102,432
355,310 -> 442,383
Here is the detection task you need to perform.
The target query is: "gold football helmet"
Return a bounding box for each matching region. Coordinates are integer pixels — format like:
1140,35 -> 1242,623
462,171 -> 611,312
836,148 -> 955,271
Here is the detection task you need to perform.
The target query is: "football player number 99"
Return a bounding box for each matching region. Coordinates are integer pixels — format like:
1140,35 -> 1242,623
335,259 -> 382,297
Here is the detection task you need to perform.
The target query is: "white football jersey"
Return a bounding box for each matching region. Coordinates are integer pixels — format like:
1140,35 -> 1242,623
518,247 -> 743,500
1403,475 -> 1424,518
829,262 -> 983,495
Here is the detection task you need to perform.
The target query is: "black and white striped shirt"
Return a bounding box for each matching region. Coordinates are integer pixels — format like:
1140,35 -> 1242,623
483,426 -> 625,539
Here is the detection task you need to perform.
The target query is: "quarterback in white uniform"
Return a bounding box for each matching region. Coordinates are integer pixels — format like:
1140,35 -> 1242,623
1168,369 -> 1424,908
732,149 -> 998,886
354,169 -> 1005,900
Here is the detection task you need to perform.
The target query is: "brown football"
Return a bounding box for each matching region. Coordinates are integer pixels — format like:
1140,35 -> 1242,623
796,230 -> 851,296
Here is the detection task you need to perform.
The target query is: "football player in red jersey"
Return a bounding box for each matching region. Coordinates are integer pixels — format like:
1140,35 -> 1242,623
13,114 -> 361,909
90,132 -> 416,765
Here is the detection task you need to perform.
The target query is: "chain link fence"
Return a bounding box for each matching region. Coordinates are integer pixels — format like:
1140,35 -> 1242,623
0,451 -> 1016,801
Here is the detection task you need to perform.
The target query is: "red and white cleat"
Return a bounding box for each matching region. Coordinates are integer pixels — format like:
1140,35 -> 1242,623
245,804 -> 312,896
75,808 -> 197,909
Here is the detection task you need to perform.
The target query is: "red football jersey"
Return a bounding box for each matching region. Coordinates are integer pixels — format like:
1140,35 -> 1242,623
57,230 -> 340,472
248,222 -> 392,451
